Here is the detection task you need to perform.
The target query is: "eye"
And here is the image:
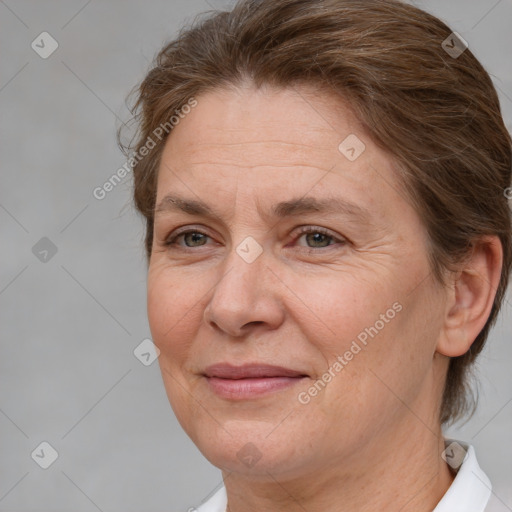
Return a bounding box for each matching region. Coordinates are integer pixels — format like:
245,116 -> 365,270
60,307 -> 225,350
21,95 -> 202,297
294,226 -> 345,249
162,226 -> 346,252
164,229 -> 211,248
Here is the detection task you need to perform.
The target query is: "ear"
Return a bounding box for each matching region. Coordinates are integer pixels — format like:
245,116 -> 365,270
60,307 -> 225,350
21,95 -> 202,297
436,236 -> 503,357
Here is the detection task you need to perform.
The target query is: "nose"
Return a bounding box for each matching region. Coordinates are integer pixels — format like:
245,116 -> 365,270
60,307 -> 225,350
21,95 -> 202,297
203,243 -> 285,338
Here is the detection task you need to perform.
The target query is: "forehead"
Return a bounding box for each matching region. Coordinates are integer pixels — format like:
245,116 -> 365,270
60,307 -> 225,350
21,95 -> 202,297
163,84 -> 366,165
155,84 -> 405,218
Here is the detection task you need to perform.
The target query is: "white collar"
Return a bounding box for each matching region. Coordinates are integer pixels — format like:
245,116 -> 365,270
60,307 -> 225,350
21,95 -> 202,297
433,439 -> 491,512
196,439 -> 491,512
196,484 -> 226,512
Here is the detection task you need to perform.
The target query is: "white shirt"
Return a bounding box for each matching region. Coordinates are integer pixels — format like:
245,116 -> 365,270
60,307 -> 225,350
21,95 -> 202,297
193,439 -> 493,512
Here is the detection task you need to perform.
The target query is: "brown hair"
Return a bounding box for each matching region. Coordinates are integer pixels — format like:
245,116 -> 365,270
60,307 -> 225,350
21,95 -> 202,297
120,0 -> 512,425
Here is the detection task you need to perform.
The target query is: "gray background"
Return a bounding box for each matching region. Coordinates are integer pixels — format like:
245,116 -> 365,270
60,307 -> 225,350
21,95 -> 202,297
0,0 -> 511,511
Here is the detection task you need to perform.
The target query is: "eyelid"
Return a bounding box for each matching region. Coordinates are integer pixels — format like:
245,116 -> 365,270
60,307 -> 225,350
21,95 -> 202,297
293,225 -> 346,241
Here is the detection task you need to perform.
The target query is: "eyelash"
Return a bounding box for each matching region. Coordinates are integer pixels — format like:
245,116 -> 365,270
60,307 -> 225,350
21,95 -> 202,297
163,226 -> 346,251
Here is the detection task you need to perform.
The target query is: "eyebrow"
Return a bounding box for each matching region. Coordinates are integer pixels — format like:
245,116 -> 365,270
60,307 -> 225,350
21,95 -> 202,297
154,194 -> 371,223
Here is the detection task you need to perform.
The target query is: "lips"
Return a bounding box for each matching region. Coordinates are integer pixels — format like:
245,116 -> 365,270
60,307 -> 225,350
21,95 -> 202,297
203,363 -> 308,399
204,363 -> 307,379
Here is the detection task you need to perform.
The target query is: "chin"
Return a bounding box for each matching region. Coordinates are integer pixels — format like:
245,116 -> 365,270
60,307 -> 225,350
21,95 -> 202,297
188,419 -> 315,479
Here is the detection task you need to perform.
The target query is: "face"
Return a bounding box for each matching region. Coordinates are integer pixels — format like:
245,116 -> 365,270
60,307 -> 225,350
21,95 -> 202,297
147,84 -> 448,479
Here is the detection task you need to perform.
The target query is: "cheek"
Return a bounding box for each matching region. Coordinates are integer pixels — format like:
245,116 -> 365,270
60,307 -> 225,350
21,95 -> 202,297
292,269 -> 440,410
285,270 -> 399,357
323,281 -> 443,421
147,268 -> 202,364
147,268 -> 205,430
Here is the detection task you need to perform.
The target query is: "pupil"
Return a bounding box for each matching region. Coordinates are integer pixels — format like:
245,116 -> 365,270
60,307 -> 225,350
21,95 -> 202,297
307,233 -> 329,247
186,233 -> 205,246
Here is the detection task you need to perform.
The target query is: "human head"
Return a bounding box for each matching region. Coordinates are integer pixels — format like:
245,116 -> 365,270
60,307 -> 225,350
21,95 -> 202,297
122,0 -> 511,426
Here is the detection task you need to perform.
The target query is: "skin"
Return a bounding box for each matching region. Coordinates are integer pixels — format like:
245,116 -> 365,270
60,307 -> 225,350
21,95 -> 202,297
147,83 -> 502,512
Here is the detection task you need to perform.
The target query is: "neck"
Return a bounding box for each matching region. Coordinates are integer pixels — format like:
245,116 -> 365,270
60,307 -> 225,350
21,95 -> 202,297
222,418 -> 454,512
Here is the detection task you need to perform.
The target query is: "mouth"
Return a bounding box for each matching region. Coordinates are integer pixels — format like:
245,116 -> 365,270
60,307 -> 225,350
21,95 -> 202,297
202,363 -> 309,400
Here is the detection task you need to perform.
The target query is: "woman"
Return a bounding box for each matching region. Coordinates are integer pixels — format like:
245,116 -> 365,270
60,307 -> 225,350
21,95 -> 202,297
120,0 -> 511,510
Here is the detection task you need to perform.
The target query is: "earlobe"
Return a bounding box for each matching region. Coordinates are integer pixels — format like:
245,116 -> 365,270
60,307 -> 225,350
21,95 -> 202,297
436,236 -> 503,358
